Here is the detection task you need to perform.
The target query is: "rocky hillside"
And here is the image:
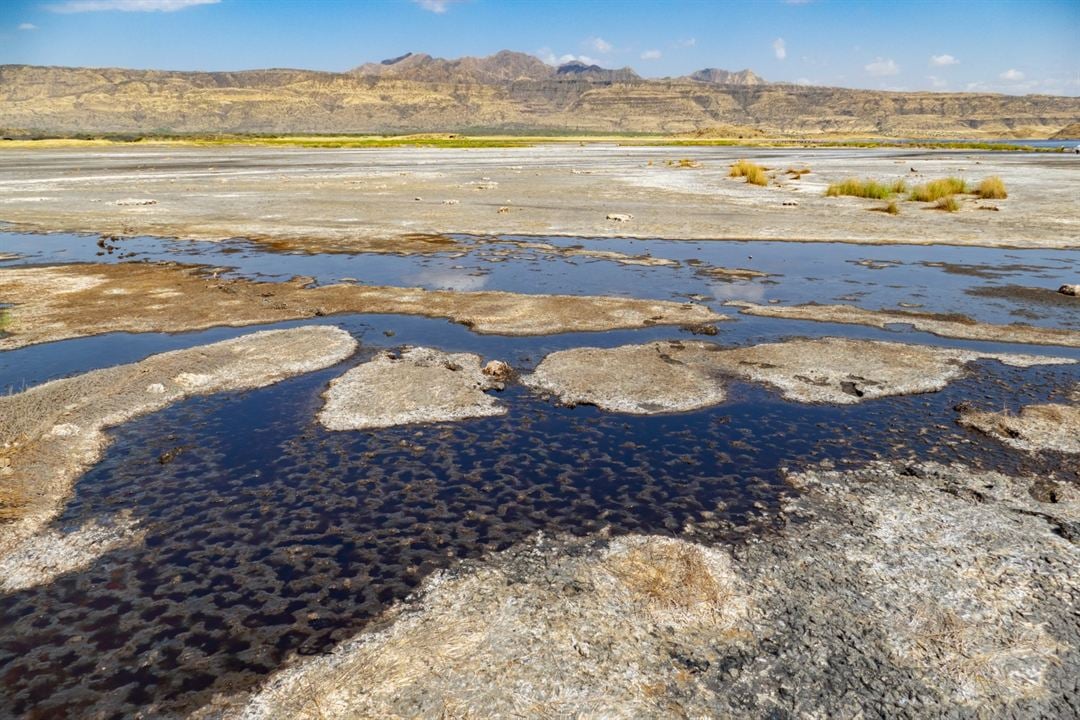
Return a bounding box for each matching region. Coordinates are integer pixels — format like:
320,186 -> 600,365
1,51 -> 1077,137
1050,122 -> 1080,139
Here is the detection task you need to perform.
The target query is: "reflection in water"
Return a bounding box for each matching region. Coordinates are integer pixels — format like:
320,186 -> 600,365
403,266 -> 490,291
711,279 -> 767,303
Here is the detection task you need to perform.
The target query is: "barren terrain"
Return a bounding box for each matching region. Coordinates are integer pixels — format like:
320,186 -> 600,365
1,145 -> 1077,248
1,142 -> 1078,719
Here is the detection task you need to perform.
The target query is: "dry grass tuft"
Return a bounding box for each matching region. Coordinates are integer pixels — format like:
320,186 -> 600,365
785,167 -> 811,179
975,176 -> 1008,199
871,200 -> 901,215
671,158 -> 700,169
0,484 -> 30,522
610,542 -> 729,611
935,196 -> 961,212
729,159 -> 768,186
825,178 -> 906,199
910,177 -> 968,202
901,602 -> 1063,702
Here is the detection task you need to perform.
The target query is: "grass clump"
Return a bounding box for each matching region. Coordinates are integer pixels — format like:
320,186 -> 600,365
729,159 -> 768,186
825,178 -> 904,200
785,167 -> 811,179
909,177 -> 967,202
673,158 -> 700,168
975,176 -> 1008,199
873,200 -> 900,215
935,196 -> 961,212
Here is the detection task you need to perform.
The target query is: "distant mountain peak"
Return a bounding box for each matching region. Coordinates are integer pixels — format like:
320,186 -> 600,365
381,52 -> 415,66
556,62 -> 641,82
352,50 -> 552,83
689,68 -> 767,86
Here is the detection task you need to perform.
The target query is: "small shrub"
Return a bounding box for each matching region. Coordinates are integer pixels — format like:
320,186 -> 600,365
825,178 -> 895,200
934,196 -> 960,212
877,200 -> 900,215
975,176 -> 1007,199
910,177 -> 967,202
675,158 -> 700,168
785,167 -> 811,179
729,160 -> 768,186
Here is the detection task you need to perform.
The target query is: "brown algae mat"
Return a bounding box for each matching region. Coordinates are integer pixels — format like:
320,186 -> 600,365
727,301 -> 1080,348
524,338 -> 1074,411
0,326 -> 357,564
226,461 -> 1079,719
0,263 -> 723,349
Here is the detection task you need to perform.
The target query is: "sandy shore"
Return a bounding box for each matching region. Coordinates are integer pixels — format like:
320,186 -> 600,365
0,145 -> 1077,249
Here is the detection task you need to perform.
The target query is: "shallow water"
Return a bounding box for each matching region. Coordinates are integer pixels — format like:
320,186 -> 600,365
1,229 -> 1078,718
3,230 -> 1079,330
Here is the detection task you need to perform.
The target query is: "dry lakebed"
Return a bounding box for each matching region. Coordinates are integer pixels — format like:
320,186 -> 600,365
0,144 -> 1078,719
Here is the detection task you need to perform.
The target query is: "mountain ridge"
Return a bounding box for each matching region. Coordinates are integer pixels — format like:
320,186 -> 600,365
1,51 -> 1077,138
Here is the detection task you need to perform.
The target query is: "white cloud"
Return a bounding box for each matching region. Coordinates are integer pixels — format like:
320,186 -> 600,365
18,22 -> 38,30
865,57 -> 899,76
927,75 -> 948,89
772,38 -> 787,60
46,0 -> 218,11
412,0 -> 465,13
537,49 -> 600,67
930,54 -> 958,67
675,38 -> 696,48
641,49 -> 662,60
999,68 -> 1024,81
588,36 -> 613,54
561,54 -> 598,66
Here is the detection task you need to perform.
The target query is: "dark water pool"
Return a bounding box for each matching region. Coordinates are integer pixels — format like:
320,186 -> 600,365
0,347 -> 1075,718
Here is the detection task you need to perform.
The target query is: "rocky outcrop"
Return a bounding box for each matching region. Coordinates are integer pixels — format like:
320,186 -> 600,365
959,401 -> 1080,454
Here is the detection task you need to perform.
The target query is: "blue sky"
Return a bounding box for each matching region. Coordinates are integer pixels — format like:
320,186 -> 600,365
1,0 -> 1078,95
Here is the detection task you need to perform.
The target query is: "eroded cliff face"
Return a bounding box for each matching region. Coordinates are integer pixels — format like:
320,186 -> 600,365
1,62 -> 1077,136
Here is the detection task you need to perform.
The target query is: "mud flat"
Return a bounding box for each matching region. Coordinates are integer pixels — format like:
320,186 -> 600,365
0,263 -> 721,349
959,401 -> 1080,454
522,341 -> 729,414
225,461 -> 1079,719
0,145 -> 1077,250
728,300 -> 1080,348
319,348 -> 508,430
524,338 -> 1074,411
0,326 -> 357,562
